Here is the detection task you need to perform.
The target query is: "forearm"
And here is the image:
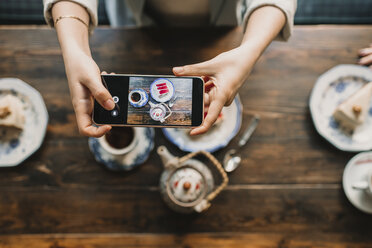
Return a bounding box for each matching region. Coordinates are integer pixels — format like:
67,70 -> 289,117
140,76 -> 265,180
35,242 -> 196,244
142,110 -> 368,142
239,6 -> 286,67
52,1 -> 91,57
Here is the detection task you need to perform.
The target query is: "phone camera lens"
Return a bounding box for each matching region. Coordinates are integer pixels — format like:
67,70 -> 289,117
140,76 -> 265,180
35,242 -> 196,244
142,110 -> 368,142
113,96 -> 119,103
111,109 -> 119,117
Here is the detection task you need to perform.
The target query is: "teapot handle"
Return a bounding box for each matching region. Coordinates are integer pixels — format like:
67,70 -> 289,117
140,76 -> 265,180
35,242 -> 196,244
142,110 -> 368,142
161,103 -> 172,122
178,150 -> 229,208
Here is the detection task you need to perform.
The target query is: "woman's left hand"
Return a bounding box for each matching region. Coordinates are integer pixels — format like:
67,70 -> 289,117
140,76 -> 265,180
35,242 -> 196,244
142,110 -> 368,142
173,45 -> 258,135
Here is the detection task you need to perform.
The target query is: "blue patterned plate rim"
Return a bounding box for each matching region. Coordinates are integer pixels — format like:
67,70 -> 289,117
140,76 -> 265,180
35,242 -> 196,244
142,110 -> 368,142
162,96 -> 242,152
309,64 -> 372,152
0,78 -> 48,167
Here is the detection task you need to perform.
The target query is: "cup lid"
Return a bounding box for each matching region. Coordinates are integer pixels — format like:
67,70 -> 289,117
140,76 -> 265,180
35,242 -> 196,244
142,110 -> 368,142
167,167 -> 206,203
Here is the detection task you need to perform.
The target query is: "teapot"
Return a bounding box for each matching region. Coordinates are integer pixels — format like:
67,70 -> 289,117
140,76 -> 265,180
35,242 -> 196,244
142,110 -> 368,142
157,146 -> 228,213
149,102 -> 172,123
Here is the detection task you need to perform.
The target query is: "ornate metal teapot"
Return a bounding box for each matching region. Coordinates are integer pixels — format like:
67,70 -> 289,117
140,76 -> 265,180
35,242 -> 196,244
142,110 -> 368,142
157,146 -> 228,213
149,102 -> 172,123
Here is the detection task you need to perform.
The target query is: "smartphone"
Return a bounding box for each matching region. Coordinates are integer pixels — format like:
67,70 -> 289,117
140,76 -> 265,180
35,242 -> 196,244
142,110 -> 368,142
92,74 -> 204,128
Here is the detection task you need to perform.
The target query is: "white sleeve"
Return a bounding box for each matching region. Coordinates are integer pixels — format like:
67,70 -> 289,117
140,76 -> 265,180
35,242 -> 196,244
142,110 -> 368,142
43,0 -> 98,29
237,0 -> 297,41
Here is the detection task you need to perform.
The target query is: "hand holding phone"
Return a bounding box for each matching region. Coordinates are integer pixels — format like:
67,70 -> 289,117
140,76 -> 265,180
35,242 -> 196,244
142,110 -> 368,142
93,74 -> 204,128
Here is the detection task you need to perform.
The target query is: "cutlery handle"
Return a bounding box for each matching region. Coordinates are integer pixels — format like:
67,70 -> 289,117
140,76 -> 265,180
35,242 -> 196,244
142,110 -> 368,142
352,181 -> 369,190
238,115 -> 260,147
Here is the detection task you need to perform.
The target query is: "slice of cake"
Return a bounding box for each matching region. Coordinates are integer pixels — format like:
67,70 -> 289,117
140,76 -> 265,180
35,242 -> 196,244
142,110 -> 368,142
0,94 -> 25,130
333,82 -> 372,131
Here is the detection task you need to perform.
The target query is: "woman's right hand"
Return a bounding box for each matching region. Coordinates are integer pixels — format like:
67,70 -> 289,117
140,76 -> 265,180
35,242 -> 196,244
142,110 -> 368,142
63,48 -> 114,137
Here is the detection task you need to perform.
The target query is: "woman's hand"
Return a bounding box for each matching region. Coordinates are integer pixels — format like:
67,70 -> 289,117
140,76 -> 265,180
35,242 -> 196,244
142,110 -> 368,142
52,1 -> 114,137
173,45 -> 258,135
358,44 -> 372,69
63,48 -> 114,137
173,6 -> 286,135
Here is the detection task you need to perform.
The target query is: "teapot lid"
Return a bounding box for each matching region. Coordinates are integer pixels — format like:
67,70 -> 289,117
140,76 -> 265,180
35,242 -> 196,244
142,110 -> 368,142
167,166 -> 207,205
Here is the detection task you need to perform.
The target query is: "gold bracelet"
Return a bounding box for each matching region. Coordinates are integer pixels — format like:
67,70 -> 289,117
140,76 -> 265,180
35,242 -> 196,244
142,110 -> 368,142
55,15 -> 89,29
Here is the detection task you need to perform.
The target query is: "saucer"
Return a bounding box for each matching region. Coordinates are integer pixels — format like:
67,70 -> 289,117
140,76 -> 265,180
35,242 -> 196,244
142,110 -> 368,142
0,78 -> 48,167
162,95 -> 242,152
88,127 -> 155,171
128,88 -> 148,108
309,64 -> 372,152
343,151 -> 372,214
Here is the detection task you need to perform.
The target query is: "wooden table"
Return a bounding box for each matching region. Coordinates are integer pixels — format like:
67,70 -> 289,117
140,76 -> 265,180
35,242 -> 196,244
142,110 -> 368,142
0,25 -> 372,247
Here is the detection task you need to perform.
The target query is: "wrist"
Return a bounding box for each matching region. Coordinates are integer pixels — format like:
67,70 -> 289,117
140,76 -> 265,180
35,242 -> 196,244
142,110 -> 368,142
57,28 -> 90,56
230,43 -> 261,76
238,40 -> 263,63
61,39 -> 91,59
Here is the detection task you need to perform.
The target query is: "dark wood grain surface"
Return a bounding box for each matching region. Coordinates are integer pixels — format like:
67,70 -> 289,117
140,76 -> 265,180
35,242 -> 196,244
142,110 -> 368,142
0,25 -> 372,247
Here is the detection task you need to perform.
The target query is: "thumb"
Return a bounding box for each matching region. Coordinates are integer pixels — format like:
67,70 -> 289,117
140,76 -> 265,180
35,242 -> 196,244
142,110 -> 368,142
173,60 -> 213,76
85,77 -> 115,110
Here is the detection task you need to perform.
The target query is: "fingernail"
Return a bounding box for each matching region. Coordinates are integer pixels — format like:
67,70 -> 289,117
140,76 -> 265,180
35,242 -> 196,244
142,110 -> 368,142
104,99 -> 115,110
173,67 -> 184,74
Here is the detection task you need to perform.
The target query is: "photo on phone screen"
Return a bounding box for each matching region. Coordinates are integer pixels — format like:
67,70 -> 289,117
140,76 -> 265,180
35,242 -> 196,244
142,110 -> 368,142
128,76 -> 192,125
93,74 -> 204,127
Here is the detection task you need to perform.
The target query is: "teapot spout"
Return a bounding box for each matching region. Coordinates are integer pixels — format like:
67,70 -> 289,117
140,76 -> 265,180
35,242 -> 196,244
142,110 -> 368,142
157,146 -> 178,168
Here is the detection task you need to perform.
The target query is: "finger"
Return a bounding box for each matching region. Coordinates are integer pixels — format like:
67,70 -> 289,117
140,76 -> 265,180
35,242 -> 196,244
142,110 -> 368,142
76,108 -> 112,137
201,76 -> 210,82
81,119 -> 111,137
173,60 -> 214,76
101,71 -> 108,75
359,48 -> 372,57
70,83 -> 112,137
190,97 -> 225,136
359,54 -> 372,65
85,77 -> 115,110
75,105 -> 112,137
205,81 -> 215,93
204,92 -> 210,106
110,72 -> 116,74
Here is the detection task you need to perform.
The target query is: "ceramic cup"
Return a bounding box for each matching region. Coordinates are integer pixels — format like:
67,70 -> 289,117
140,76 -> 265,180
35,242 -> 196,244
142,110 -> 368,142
352,169 -> 372,196
128,89 -> 148,108
98,127 -> 138,156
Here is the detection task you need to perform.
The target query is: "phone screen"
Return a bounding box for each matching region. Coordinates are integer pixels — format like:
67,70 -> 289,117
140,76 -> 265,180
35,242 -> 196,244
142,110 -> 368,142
93,74 -> 204,127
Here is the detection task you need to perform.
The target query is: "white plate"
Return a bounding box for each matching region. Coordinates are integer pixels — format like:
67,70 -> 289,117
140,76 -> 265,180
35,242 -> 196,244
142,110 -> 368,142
343,152 -> 372,214
150,78 -> 175,103
162,96 -> 242,152
0,78 -> 48,167
309,64 -> 372,152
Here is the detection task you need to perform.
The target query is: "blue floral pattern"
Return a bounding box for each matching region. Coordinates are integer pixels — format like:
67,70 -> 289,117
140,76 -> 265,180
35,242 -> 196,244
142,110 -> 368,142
329,117 -> 339,129
335,82 -> 347,93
